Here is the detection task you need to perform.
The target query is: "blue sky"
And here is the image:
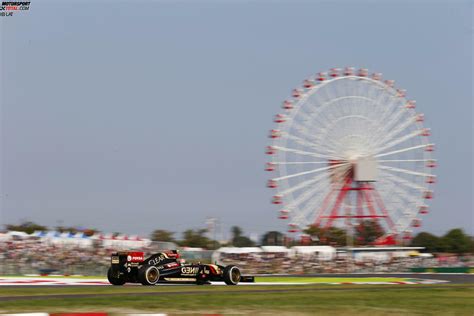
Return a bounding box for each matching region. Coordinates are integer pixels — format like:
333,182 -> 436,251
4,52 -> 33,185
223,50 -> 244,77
1,0 -> 472,239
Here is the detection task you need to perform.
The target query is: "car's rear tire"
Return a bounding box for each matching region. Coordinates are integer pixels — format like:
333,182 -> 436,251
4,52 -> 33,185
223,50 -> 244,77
223,265 -> 240,285
138,265 -> 160,286
107,267 -> 126,286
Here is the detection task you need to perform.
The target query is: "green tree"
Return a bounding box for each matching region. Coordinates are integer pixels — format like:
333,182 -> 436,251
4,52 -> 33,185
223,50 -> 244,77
230,226 -> 255,247
6,221 -> 48,234
55,226 -> 79,234
261,231 -> 284,246
179,229 -> 219,249
303,225 -> 347,246
441,228 -> 471,254
150,229 -> 176,242
410,232 -> 441,252
354,220 -> 385,245
55,226 -> 99,237
231,226 -> 242,239
469,236 -> 474,254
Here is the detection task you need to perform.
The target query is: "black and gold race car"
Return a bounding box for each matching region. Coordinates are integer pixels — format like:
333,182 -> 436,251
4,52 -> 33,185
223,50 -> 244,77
107,250 -> 254,286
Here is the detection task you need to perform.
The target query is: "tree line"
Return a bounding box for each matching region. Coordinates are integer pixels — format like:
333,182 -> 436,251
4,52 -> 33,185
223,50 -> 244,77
4,220 -> 474,254
151,226 -> 255,249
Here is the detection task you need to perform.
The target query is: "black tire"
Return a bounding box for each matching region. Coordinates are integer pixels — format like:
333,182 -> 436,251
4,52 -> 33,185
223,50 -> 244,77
107,267 -> 126,286
223,265 -> 240,285
138,265 -> 160,286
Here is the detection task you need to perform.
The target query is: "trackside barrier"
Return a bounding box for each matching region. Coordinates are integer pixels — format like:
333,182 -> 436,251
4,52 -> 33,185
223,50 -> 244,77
410,267 -> 473,273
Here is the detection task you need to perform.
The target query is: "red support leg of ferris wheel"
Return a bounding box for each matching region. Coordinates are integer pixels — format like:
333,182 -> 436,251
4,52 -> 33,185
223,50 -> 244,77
313,186 -> 337,227
356,188 -> 364,222
370,184 -> 396,234
323,177 -> 352,229
361,183 -> 378,218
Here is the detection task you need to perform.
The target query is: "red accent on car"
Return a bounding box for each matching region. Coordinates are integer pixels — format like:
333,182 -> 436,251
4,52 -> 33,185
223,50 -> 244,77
165,262 -> 179,268
126,252 -> 145,262
165,251 -> 180,259
208,265 -> 217,274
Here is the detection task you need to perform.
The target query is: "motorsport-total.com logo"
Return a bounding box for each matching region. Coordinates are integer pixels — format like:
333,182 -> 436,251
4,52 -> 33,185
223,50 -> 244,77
0,1 -> 30,17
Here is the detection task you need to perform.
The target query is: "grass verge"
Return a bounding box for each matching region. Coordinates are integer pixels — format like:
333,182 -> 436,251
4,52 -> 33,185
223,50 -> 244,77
0,284 -> 473,315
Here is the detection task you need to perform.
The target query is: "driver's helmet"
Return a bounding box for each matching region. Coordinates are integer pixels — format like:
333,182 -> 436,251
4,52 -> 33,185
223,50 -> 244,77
179,258 -> 186,265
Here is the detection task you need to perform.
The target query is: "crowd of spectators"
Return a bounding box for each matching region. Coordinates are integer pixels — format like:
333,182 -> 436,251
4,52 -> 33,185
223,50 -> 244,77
1,238 -> 126,275
215,251 -> 474,275
1,235 -> 473,276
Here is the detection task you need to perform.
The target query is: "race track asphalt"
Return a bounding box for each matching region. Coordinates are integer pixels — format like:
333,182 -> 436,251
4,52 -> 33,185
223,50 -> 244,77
0,273 -> 472,288
279,273 -> 474,284
0,273 -> 472,302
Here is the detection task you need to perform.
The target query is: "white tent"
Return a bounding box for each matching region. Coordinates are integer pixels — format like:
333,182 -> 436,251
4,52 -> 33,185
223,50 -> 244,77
101,234 -> 151,249
290,246 -> 336,260
6,231 -> 29,239
0,232 -> 11,241
212,247 -> 262,264
260,246 -> 290,253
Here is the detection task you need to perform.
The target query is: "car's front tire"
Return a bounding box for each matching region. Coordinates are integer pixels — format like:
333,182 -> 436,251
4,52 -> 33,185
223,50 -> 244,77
138,265 -> 160,286
223,265 -> 240,285
107,267 -> 126,286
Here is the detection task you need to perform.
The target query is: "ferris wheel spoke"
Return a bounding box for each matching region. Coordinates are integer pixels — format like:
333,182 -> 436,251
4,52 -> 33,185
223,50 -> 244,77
377,180 -> 419,214
375,181 -> 404,221
289,118 -> 336,149
279,171 -> 330,196
273,145 -> 342,160
368,185 -> 397,233
273,163 -> 350,182
379,165 -> 433,178
294,191 -> 323,222
379,177 -> 422,203
382,184 -> 424,207
367,89 -> 398,120
378,159 -> 433,163
382,174 -> 419,205
374,129 -> 422,155
375,143 -> 433,158
290,185 -> 327,213
367,98 -> 404,143
376,181 -> 424,220
295,186 -> 335,227
286,113 -> 326,145
379,182 -> 421,224
374,116 -> 417,148
274,161 -> 330,165
379,169 -> 427,191
370,109 -> 405,145
300,96 -> 374,132
283,132 -> 328,154
317,115 -> 377,155
296,113 -> 337,146
299,168 -> 351,227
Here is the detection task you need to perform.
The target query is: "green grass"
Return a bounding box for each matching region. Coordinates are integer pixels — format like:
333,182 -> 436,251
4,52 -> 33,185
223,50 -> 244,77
0,284 -> 473,315
256,276 -> 411,283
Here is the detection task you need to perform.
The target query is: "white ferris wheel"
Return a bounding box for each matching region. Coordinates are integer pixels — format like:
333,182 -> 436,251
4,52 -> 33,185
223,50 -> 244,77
266,67 -> 436,243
